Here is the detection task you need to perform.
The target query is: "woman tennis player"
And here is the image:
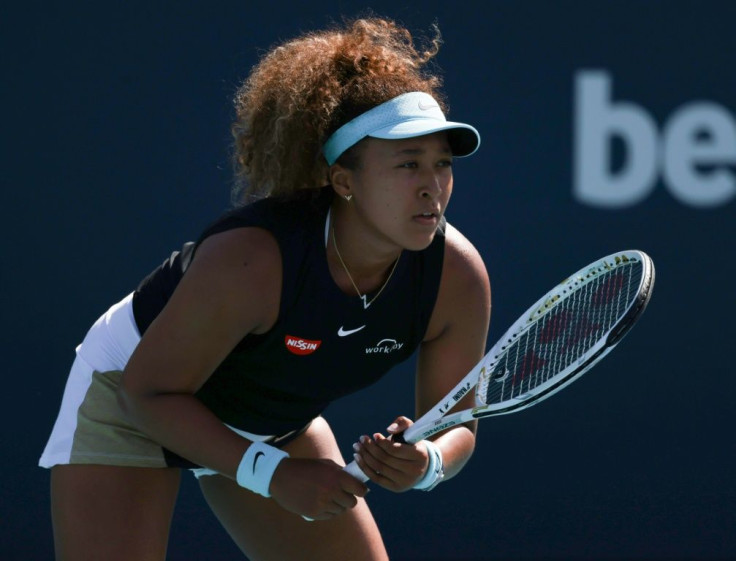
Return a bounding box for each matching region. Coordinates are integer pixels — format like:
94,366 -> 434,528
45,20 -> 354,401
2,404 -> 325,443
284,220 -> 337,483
40,17 -> 491,560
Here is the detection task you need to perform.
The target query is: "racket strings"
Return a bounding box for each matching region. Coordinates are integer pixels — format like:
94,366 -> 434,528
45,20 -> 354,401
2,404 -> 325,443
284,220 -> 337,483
481,260 -> 644,405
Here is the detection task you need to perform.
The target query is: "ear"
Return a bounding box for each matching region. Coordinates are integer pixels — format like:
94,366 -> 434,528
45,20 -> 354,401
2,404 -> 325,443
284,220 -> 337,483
329,164 -> 354,201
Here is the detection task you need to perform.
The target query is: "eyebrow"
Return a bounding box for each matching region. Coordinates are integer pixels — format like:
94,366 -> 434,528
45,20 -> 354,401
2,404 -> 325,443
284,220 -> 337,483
390,146 -> 453,157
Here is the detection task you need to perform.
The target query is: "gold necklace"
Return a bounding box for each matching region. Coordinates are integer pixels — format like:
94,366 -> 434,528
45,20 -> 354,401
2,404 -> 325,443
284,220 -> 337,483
331,227 -> 400,310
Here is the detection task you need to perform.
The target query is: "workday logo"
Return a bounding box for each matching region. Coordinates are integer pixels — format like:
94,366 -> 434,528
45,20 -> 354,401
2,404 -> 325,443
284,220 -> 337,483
573,70 -> 736,208
365,338 -> 404,355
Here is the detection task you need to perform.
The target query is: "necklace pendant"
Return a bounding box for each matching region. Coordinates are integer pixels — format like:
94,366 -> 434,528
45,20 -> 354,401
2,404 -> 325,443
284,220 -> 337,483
331,221 -> 399,311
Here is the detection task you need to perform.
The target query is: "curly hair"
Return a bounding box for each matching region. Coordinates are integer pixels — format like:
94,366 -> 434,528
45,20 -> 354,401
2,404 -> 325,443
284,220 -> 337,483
231,17 -> 446,203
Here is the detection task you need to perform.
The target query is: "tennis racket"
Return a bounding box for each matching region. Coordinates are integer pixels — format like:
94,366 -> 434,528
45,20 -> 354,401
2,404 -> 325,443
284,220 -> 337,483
344,249 -> 655,481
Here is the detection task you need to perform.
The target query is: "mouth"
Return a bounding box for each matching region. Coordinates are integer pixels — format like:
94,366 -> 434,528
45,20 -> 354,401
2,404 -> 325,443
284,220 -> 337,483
412,210 -> 441,224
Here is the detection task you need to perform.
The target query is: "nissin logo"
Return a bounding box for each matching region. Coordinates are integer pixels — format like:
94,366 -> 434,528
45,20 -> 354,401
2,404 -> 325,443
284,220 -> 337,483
574,70 -> 736,208
284,335 -> 321,356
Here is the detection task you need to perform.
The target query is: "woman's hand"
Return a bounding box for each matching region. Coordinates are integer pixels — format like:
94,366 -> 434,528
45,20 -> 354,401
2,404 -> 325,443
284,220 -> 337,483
269,457 -> 369,521
351,416 -> 431,492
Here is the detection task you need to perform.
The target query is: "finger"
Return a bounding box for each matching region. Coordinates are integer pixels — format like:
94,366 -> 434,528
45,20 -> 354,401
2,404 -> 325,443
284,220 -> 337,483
359,434 -> 396,466
354,449 -> 414,491
352,444 -> 392,484
386,416 -> 414,435
306,511 -> 336,522
358,438 -> 418,488
360,434 -> 415,477
372,433 -> 420,461
324,503 -> 347,516
313,498 -> 350,519
367,434 -> 429,483
332,490 -> 359,511
339,466 -> 370,497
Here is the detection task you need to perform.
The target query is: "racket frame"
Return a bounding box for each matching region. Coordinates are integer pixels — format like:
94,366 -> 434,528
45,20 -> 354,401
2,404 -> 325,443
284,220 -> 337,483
402,249 -> 655,443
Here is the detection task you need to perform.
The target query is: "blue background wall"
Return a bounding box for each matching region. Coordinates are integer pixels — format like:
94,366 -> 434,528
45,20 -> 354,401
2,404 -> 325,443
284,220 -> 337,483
3,1 -> 734,559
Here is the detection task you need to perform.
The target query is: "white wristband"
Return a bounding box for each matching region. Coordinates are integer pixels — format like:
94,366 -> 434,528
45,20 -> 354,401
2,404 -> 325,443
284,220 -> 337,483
236,442 -> 289,497
413,439 -> 445,491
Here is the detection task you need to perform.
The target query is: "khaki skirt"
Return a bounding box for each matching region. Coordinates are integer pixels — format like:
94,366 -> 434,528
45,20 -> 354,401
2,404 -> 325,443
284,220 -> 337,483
39,293 -> 302,476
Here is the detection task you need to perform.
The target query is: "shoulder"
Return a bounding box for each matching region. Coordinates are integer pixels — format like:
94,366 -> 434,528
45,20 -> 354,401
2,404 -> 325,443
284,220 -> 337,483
439,223 -> 491,312
123,226 -> 284,394
195,225 -> 281,264
424,224 -> 491,342
204,188 -> 332,238
442,224 -> 489,288
186,226 -> 283,335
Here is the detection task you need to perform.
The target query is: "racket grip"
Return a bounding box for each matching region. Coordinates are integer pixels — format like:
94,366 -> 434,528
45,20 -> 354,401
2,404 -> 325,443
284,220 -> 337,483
343,460 -> 370,482
391,431 -> 407,444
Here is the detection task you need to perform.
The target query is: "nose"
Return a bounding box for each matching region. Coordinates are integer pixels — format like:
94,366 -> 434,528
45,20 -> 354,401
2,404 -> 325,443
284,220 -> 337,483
419,170 -> 444,199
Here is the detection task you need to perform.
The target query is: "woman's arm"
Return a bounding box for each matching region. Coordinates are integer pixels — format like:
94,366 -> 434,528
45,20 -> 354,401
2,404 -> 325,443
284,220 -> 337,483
353,224 -> 491,490
117,227 -> 283,477
117,227 -> 367,517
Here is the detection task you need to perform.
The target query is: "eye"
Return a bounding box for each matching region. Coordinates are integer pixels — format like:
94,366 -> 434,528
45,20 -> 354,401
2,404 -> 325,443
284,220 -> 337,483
398,161 -> 418,169
437,159 -> 454,168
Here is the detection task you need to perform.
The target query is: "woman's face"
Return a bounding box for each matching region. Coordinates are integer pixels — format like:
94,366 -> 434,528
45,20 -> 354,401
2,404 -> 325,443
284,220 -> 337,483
342,131 -> 454,252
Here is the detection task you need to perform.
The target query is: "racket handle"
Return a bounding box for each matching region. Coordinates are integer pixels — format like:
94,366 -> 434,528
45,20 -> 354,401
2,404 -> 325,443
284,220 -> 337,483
343,460 -> 369,482
391,431 -> 407,444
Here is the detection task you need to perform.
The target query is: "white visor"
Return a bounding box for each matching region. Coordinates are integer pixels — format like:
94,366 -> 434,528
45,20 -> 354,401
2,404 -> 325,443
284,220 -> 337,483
323,91 -> 480,165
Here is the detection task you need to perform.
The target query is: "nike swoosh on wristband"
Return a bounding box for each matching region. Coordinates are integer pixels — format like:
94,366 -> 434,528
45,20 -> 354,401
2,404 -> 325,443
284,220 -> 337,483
252,451 -> 265,473
338,325 -> 366,337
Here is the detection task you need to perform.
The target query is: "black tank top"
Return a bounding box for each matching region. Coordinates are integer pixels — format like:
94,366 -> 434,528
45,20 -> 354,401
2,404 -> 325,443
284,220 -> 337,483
133,187 -> 446,436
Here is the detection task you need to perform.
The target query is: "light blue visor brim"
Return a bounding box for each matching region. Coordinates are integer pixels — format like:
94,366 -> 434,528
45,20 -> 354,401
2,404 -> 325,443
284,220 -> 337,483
323,92 -> 480,165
